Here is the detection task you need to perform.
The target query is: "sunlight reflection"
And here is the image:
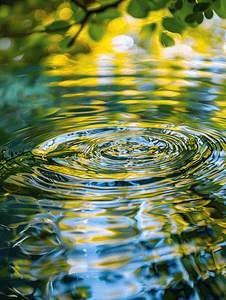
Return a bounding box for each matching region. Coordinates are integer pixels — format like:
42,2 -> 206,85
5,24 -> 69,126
111,35 -> 134,52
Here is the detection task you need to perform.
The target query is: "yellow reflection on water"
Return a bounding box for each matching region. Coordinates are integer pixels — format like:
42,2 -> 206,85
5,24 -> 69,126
93,257 -> 131,269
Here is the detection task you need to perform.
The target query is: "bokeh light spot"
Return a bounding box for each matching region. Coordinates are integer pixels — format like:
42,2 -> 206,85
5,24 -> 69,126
0,5 -> 10,18
60,8 -> 73,20
0,38 -> 12,50
34,9 -> 46,21
111,35 -> 134,52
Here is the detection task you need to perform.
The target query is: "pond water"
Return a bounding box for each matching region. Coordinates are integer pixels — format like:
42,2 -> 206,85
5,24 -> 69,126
1,52 -> 226,300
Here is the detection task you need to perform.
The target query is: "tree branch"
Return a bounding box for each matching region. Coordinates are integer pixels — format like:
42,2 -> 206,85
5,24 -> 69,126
0,25 -> 72,38
0,0 -> 124,43
68,0 -> 124,46
67,16 -> 88,47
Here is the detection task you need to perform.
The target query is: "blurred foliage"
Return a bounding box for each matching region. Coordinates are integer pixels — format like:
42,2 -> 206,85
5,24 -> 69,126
0,0 -> 226,65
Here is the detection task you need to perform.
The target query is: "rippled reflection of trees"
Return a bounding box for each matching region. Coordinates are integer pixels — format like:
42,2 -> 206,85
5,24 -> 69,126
0,178 -> 226,299
1,43 -> 226,300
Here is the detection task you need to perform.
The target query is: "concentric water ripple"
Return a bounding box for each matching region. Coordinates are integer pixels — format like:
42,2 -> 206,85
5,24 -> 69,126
3,122 -> 226,199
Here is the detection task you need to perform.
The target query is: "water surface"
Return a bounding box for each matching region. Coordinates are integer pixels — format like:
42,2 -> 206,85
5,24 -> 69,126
1,53 -> 226,299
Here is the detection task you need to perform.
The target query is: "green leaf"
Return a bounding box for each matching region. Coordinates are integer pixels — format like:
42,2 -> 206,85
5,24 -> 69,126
175,0 -> 183,10
185,13 -> 197,23
127,0 -> 150,18
0,5 -> 10,18
212,0 -> 226,18
46,20 -> 69,30
46,20 -> 70,34
74,10 -> 86,23
160,32 -> 175,47
88,23 -> 105,41
204,9 -> 213,19
70,3 -> 79,13
171,0 -> 196,25
97,7 -> 121,20
196,12 -> 204,24
193,2 -> 210,13
140,23 -> 157,37
199,2 -> 210,12
163,17 -> 186,34
59,36 -> 72,50
148,0 -> 170,11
